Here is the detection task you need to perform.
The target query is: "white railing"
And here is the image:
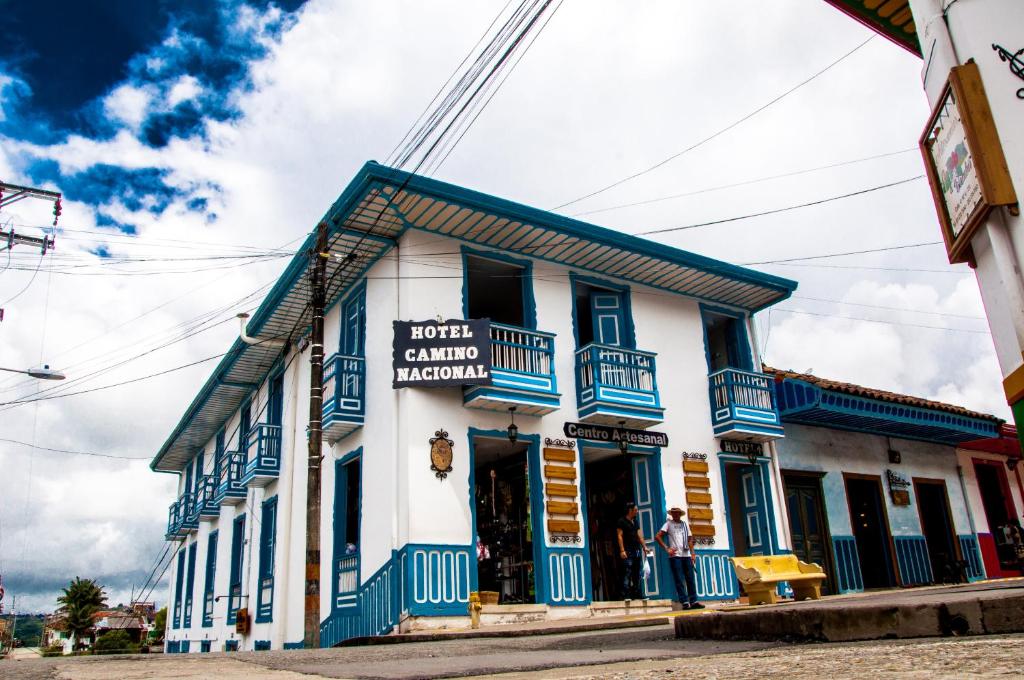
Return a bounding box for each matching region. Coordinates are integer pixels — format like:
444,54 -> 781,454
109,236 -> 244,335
490,323 -> 555,377
576,343 -> 657,395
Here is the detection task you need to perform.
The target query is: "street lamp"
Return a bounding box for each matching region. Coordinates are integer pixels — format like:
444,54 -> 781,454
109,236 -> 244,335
0,364 -> 66,380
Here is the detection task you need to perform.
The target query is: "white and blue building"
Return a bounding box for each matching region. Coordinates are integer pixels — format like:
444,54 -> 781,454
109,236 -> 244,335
155,162 -> 1013,652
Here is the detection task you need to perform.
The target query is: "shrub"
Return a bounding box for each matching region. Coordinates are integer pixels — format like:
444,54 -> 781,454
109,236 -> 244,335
41,643 -> 65,657
92,630 -> 138,655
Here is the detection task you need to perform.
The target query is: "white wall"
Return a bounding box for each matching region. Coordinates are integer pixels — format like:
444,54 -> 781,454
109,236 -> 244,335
776,424 -> 972,537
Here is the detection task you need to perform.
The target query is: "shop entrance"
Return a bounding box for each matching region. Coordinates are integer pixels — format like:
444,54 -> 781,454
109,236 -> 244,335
782,472 -> 835,594
845,475 -> 896,588
583,447 -> 666,601
913,478 -> 961,583
973,460 -> 1021,572
472,437 -> 537,604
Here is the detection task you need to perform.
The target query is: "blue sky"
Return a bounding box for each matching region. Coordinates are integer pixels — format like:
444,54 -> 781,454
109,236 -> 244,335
1,0 -> 306,229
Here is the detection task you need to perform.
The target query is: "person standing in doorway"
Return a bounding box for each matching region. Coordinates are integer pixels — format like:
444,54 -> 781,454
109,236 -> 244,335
655,506 -> 703,609
617,501 -> 646,600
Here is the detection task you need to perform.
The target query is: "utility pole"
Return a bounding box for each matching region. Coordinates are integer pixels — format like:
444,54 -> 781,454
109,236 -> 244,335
303,221 -> 329,649
1,181 -> 61,323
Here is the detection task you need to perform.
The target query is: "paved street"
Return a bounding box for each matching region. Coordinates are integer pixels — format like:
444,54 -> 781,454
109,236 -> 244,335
2,628 -> 1023,679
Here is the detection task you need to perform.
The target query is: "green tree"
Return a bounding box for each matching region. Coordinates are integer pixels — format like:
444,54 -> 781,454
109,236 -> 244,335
152,607 -> 167,643
56,577 -> 107,650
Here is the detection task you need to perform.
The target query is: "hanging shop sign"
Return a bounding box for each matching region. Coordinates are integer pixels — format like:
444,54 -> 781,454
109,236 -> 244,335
392,318 -> 492,388
562,421 -> 669,447
887,469 -> 912,506
920,62 -> 1018,264
720,440 -> 763,456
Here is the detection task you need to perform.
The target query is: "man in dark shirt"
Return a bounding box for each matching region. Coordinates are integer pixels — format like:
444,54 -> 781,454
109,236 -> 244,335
616,501 -> 646,600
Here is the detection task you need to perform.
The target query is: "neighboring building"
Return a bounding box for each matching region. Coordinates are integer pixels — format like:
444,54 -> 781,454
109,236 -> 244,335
958,424 -> 1024,578
154,162 -> 798,651
821,0 -> 1024,457
769,368 -> 1004,594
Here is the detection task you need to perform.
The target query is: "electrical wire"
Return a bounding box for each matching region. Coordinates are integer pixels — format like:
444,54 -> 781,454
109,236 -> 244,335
571,148 -> 920,218
742,241 -> 943,265
0,437 -> 150,459
635,176 -> 925,236
771,307 -> 990,334
552,34 -> 877,210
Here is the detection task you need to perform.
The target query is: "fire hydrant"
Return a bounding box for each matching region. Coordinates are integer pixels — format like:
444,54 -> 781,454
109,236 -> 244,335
468,591 -> 482,629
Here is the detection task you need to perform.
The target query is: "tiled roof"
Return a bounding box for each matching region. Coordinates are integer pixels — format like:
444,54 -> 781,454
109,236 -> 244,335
764,366 -> 1002,424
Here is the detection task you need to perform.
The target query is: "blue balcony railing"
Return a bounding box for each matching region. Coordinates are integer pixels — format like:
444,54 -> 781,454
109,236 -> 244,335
195,475 -> 220,520
463,323 -> 560,415
165,491 -> 197,538
708,367 -> 783,441
322,354 -> 365,442
243,424 -> 282,487
215,452 -> 247,505
575,343 -> 664,428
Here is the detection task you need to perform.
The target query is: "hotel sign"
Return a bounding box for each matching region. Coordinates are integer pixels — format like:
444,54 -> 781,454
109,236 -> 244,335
920,62 -> 1018,264
392,318 -> 492,388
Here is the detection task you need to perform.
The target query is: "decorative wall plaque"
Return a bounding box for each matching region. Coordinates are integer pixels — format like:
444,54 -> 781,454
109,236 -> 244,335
429,429 -> 454,480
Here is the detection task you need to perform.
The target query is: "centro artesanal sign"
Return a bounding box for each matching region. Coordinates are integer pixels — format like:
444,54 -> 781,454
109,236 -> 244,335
392,318 -> 492,388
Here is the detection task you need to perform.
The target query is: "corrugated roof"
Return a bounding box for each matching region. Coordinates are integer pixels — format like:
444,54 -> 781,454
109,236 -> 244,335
151,162 -> 797,472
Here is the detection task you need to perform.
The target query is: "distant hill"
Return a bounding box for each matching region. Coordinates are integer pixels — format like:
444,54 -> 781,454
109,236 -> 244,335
0,614 -> 44,647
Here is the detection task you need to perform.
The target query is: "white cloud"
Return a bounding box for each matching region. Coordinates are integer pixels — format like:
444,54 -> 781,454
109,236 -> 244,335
103,84 -> 156,130
166,75 -> 202,108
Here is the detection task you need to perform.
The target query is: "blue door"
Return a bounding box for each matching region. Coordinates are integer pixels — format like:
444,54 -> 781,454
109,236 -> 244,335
591,292 -> 627,347
740,465 -> 770,556
341,288 -> 366,357
632,455 -> 667,598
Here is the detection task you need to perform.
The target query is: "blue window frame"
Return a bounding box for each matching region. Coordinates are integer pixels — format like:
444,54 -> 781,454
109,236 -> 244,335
341,283 -> 366,357
227,513 -> 246,624
172,549 -> 185,628
269,374 -> 284,427
183,542 -> 197,627
200,640 -> 211,653
202,530 -> 218,627
570,273 -> 635,349
333,450 -> 362,610
256,496 -> 278,622
462,247 -> 536,329
700,304 -> 753,372
214,430 -> 225,482
184,459 -> 194,499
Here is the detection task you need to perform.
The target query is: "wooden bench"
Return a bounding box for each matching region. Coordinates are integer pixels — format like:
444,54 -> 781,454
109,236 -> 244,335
729,555 -> 827,605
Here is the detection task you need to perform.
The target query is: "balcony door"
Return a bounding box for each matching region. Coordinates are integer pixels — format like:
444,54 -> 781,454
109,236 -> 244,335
269,373 -> 284,427
464,253 -> 532,328
341,286 -> 366,357
702,309 -> 752,372
574,280 -> 633,350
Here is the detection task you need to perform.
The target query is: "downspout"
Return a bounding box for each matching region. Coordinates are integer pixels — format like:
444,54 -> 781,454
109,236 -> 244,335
238,313 -> 288,348
956,461 -> 986,579
392,240 -> 402,609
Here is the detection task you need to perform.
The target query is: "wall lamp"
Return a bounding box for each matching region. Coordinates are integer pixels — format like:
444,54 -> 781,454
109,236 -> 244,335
507,407 -> 518,444
618,420 -> 628,455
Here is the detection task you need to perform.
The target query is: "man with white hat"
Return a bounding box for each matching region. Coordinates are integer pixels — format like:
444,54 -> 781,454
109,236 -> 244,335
655,506 -> 703,609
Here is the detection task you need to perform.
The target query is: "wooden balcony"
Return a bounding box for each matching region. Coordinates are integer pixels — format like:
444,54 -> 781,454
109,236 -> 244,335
242,424 -> 282,487
708,368 -> 784,441
574,343 -> 664,429
214,452 -> 247,505
195,474 -> 220,520
464,323 -> 560,415
323,354 -> 365,443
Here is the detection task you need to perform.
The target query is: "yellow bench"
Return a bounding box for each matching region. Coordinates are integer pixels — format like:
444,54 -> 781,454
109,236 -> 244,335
730,555 -> 826,605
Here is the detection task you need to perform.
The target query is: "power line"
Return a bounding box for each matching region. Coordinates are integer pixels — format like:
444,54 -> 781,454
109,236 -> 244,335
0,438 -> 149,460
765,261 -> 971,275
552,34 -> 877,210
636,175 -> 924,236
789,295 -> 986,320
571,148 -> 919,217
741,241 -> 944,265
772,307 -> 990,334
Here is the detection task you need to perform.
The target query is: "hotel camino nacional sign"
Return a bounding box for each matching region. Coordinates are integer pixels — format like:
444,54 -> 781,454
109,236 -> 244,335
392,318 -> 492,388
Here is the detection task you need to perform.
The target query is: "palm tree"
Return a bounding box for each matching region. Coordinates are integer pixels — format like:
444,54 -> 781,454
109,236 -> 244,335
56,578 -> 107,651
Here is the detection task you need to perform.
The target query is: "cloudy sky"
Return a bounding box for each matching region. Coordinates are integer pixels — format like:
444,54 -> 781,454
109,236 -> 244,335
0,1 -> 1006,613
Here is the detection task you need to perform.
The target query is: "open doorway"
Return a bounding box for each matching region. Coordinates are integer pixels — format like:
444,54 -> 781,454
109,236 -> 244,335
914,478 -> 960,583
472,436 -> 536,604
584,452 -> 634,601
973,460 -> 1022,572
845,475 -> 896,588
